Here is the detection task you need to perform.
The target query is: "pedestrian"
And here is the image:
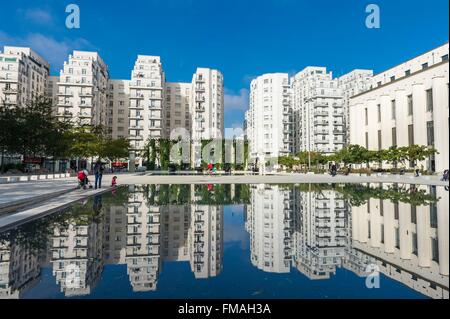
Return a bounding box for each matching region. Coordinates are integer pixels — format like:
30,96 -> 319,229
414,164 -> 420,177
441,169 -> 449,182
93,160 -> 105,189
331,163 -> 337,177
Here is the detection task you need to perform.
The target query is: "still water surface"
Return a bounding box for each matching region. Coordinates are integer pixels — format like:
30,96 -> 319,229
0,183 -> 448,299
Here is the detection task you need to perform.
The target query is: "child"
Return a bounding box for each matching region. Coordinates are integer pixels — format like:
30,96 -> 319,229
111,176 -> 118,187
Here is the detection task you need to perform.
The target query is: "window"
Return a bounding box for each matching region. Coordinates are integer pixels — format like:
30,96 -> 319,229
391,100 -> 396,119
411,206 -> 417,224
364,108 -> 368,125
422,62 -> 429,69
431,238 -> 439,262
408,124 -> 414,146
426,89 -> 433,112
365,132 -> 369,149
442,54 -> 449,62
405,70 -> 411,76
427,121 -> 434,146
392,127 -> 397,147
407,95 -> 413,115
377,130 -> 382,150
390,76 -> 395,82
377,104 -> 381,122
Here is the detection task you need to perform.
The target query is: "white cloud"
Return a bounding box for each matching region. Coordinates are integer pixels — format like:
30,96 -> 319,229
224,88 -> 249,111
23,8 -> 53,25
0,32 -> 95,73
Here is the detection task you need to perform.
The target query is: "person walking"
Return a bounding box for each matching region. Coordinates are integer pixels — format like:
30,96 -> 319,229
414,164 -> 420,177
93,160 -> 105,189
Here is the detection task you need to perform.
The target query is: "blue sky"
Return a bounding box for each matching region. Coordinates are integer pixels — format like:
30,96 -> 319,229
0,0 -> 448,128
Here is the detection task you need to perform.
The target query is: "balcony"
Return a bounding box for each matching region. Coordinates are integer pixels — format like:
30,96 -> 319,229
195,76 -> 205,83
315,111 -> 329,117
333,122 -> 344,126
196,106 -> 205,112
195,96 -> 205,102
57,102 -> 73,107
57,91 -> 72,97
195,86 -> 205,92
129,114 -> 143,119
79,92 -> 93,97
282,99 -> 290,105
130,125 -> 144,130
129,104 -> 144,110
333,129 -> 345,135
130,94 -> 145,99
314,120 -> 329,126
196,127 -> 205,132
78,113 -> 91,118
315,129 -> 329,135
79,103 -> 93,108
2,88 -> 18,94
315,139 -> 330,144
129,135 -> 143,140
332,111 -> 343,117
57,112 -> 72,117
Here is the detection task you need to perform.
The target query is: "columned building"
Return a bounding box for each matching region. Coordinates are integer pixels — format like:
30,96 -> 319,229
349,43 -> 449,173
56,51 -> 109,126
291,67 -> 345,154
0,46 -> 50,107
246,73 -> 292,163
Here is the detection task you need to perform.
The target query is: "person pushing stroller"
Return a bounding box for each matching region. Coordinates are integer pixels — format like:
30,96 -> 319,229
77,169 -> 91,189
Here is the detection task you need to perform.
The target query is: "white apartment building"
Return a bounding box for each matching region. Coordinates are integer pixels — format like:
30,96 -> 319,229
128,56 -> 165,158
191,68 -> 224,141
246,73 -> 292,162
245,184 -> 294,273
107,79 -> 130,139
337,69 -> 373,143
56,51 -> 109,126
165,82 -> 191,138
349,43 -> 449,172
351,184 -> 449,299
291,67 -> 345,155
0,46 -> 50,107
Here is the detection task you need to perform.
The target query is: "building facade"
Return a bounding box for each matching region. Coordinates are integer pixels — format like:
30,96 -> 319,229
291,67 -> 345,155
164,82 -> 191,138
0,46 -> 50,107
246,73 -> 292,163
56,51 -> 109,126
107,79 -> 130,139
337,69 -> 373,144
349,43 -> 449,172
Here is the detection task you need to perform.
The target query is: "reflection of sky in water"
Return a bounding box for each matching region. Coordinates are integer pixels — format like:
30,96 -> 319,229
0,184 -> 447,299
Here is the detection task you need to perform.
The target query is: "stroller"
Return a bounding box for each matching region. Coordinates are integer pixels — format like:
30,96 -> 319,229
77,170 -> 93,189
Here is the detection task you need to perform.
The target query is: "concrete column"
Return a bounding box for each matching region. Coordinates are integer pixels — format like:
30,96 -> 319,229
412,83 -> 427,146
394,89 -> 408,147
431,76 -> 449,173
436,187 -> 449,275
399,202 -> 412,260
351,205 -> 360,241
383,201 -> 395,254
416,205 -> 431,267
379,94 -> 392,150
369,199 -> 381,248
366,99 -> 377,150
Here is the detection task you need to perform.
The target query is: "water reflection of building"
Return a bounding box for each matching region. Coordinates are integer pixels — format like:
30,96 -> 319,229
294,189 -> 348,279
0,239 -> 40,298
246,185 -> 294,273
126,185 -> 161,292
245,184 -> 449,299
188,185 -> 223,278
351,184 -> 449,299
51,215 -> 104,297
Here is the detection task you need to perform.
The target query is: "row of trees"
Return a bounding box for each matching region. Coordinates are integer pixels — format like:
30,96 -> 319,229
0,98 -> 130,173
142,138 -> 249,170
279,144 -> 438,170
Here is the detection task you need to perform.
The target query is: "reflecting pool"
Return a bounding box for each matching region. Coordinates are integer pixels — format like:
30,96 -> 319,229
0,183 -> 448,299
